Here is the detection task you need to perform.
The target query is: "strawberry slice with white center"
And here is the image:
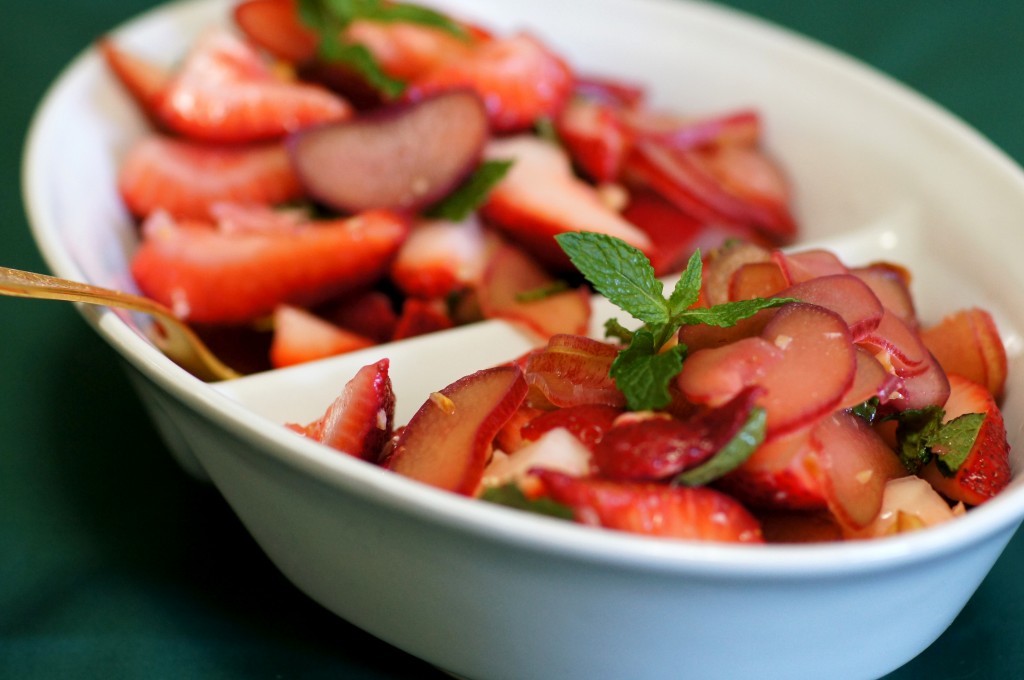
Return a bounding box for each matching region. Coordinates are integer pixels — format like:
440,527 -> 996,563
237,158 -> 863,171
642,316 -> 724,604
270,304 -> 374,368
390,215 -> 496,299
156,28 -> 352,143
117,134 -> 304,220
480,136 -> 652,270
406,33 -> 573,133
920,373 -> 1011,505
233,0 -> 319,64
532,470 -> 763,543
554,97 -> 630,183
98,38 -> 170,117
131,209 -> 409,324
288,358 -> 395,463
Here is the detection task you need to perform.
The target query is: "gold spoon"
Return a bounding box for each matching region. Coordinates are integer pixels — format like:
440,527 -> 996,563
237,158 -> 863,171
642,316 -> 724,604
0,265 -> 240,382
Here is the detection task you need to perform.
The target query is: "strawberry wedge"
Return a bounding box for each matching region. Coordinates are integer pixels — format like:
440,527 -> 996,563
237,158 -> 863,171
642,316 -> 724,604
533,471 -> 763,543
288,358 -> 395,463
117,134 -> 304,220
155,28 -> 352,143
480,136 -> 652,270
131,209 -> 409,323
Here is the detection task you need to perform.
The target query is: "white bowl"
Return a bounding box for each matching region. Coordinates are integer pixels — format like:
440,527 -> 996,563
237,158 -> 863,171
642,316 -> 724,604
22,0 -> 1024,678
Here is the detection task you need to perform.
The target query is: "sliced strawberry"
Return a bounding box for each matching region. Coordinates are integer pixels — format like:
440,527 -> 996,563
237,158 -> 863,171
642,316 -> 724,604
593,388 -> 761,482
98,38 -> 171,116
920,374 -> 1011,505
716,427 -> 826,511
270,304 -> 375,368
391,298 -> 454,341
131,209 -> 409,323
533,471 -> 763,543
117,134 -> 305,220
384,366 -> 528,495
920,308 -> 1007,399
156,28 -> 352,143
554,97 -> 630,183
477,241 -> 591,339
620,188 -> 706,276
233,0 -> 318,64
406,33 -> 573,133
520,404 -> 624,451
480,136 -> 652,270
288,358 -> 394,463
345,19 -> 478,82
391,216 -> 495,299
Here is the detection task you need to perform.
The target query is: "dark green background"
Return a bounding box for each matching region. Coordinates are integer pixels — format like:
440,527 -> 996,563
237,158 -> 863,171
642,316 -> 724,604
2,2 -> 1022,678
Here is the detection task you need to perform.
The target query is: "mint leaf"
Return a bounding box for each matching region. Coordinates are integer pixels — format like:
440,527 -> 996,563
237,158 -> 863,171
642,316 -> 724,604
850,397 -> 880,423
667,250 -> 703,315
929,413 -> 985,476
609,330 -> 685,411
298,0 -> 467,98
676,407 -> 766,486
674,296 -> 795,328
480,483 -> 574,520
555,232 -> 669,326
425,159 -> 513,221
892,406 -> 944,473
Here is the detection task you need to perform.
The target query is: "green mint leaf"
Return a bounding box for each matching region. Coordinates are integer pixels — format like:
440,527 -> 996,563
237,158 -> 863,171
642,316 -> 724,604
425,159 -> 513,222
609,330 -> 685,411
353,1 -> 469,39
480,483 -> 575,520
675,407 -> 766,487
928,413 -> 986,476
674,296 -> 796,328
555,232 -> 669,325
892,406 -> 945,473
667,249 -> 703,315
850,397 -> 880,423
315,32 -> 406,97
298,0 -> 466,98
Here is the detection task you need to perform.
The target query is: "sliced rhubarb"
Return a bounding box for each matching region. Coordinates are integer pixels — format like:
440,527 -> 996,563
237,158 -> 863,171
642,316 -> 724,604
384,366 -> 528,495
289,89 -> 489,213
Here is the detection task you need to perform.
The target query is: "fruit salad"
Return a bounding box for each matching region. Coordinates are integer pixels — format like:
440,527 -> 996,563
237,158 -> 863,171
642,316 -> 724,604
293,233 -> 1011,544
102,0 -> 797,374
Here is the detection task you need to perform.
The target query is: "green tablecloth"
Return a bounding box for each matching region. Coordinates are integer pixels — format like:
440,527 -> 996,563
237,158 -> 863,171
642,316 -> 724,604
2,2 -> 1023,677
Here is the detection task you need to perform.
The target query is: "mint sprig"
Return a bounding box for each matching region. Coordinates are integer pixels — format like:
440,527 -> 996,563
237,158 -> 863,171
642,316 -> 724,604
892,406 -> 985,476
556,232 -> 794,411
298,0 -> 468,98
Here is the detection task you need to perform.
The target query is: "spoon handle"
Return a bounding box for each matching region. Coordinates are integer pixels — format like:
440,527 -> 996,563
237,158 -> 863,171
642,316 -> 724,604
0,266 -> 240,381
